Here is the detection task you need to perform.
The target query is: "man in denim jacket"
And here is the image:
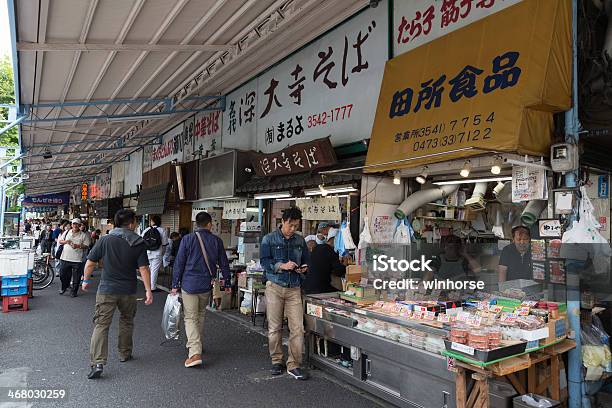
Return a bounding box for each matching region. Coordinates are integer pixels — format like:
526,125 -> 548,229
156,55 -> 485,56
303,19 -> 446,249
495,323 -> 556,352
260,207 -> 310,380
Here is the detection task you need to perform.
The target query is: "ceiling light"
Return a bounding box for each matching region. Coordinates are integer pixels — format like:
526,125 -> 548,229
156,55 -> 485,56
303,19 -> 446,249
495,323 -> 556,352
491,156 -> 502,175
254,191 -> 291,200
107,113 -> 173,123
460,160 -> 471,178
415,166 -> 429,184
393,170 -> 401,185
434,176 -> 512,186
305,185 -> 358,196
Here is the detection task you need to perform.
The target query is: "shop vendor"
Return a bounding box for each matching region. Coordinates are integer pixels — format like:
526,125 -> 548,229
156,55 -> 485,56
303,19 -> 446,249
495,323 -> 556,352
498,225 -> 532,282
424,235 -> 481,282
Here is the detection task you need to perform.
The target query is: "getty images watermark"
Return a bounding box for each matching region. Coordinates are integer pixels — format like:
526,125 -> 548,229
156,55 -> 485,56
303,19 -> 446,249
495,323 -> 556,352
371,255 -> 486,291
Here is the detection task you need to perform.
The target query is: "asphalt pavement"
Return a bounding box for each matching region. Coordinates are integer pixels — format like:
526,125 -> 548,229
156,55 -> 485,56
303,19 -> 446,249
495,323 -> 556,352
0,278 -> 384,408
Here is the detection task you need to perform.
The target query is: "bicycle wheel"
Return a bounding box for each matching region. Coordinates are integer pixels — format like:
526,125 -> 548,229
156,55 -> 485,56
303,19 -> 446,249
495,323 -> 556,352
32,262 -> 54,290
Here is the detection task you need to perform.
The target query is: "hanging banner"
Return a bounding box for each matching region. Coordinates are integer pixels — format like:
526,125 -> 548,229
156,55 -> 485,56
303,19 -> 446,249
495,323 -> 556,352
512,166 -> 547,202
222,2 -> 388,153
194,111 -> 222,156
222,199 -> 247,220
393,0 -> 523,57
365,0 -> 571,172
250,137 -> 337,177
182,116 -> 196,164
22,192 -> 70,207
91,172 -> 111,201
295,196 -> 341,221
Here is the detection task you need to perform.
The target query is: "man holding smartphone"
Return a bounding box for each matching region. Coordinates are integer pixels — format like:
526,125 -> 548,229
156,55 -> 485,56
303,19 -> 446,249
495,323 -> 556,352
260,207 -> 310,380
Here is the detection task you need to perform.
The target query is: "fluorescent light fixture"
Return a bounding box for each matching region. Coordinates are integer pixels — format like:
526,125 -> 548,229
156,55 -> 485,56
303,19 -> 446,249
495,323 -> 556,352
254,191 -> 291,200
491,156 -> 502,175
393,170 -> 401,185
460,160 -> 471,178
319,184 -> 329,197
246,207 -> 262,212
504,158 -> 551,171
304,185 -> 357,196
107,113 -> 173,123
416,166 -> 428,185
434,176 -> 512,186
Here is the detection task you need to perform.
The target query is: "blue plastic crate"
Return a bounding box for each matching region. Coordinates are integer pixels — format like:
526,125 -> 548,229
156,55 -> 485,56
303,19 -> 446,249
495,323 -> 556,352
27,269 -> 32,278
1,276 -> 28,288
1,286 -> 28,296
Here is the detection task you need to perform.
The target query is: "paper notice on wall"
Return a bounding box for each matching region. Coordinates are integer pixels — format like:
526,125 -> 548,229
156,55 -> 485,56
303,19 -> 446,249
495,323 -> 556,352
223,200 -> 247,220
372,215 -> 395,244
512,166 -> 548,202
295,196 -> 341,221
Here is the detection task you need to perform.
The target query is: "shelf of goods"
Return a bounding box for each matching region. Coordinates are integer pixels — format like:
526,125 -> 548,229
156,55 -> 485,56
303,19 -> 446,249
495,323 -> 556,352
305,293 -> 454,408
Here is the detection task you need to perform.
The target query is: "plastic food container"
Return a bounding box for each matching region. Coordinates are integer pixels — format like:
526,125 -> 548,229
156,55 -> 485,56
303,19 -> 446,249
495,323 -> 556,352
469,330 -> 489,342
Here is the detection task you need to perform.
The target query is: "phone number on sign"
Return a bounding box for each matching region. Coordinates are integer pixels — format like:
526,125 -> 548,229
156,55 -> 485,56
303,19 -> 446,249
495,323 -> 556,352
307,104 -> 354,128
2,388 -> 68,401
393,112 -> 496,152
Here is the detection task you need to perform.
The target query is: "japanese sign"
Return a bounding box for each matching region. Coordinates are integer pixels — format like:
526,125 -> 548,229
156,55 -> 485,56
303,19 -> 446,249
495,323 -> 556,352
295,196 -> 341,221
250,137 -> 337,177
366,0 -> 571,172
81,183 -> 88,201
193,110 -> 221,157
539,219 -> 561,238
91,172 -> 111,200
512,166 -> 547,202
143,123 -> 190,171
222,199 -> 247,220
182,116 -> 196,163
222,3 -> 388,153
22,192 -> 70,207
393,0 -> 523,56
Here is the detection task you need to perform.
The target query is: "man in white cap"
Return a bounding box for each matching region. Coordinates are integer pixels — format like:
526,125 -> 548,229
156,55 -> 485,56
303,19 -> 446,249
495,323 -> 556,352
304,227 -> 347,294
58,218 -> 91,297
305,235 -> 317,252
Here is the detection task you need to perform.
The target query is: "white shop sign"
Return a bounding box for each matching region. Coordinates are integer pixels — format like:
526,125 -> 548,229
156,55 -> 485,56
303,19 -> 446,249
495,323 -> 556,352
512,166 -> 548,202
222,3 -> 388,153
194,111 -> 222,156
295,197 -> 341,221
223,199 -> 247,220
143,124 -> 184,171
393,0 -> 523,56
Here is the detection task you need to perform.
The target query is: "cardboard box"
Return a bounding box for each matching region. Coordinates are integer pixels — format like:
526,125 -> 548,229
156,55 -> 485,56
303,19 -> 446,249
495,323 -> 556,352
540,317 -> 567,346
345,265 -> 362,283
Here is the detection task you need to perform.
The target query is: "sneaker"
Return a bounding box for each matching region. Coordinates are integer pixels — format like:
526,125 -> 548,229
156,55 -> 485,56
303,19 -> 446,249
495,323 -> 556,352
119,355 -> 132,363
270,363 -> 285,376
184,354 -> 202,368
287,368 -> 308,380
87,364 -> 103,379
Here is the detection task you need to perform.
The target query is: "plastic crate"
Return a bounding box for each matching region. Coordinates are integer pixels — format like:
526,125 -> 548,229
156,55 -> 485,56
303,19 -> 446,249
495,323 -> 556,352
27,269 -> 32,279
2,286 -> 28,296
2,294 -> 28,312
2,276 -> 28,288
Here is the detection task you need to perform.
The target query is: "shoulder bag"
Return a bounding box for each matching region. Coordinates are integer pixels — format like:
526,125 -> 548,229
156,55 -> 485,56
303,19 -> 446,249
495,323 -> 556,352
195,231 -> 222,299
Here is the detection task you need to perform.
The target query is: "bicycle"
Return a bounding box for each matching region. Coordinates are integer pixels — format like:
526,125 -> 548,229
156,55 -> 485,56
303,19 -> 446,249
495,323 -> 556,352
32,253 -> 55,290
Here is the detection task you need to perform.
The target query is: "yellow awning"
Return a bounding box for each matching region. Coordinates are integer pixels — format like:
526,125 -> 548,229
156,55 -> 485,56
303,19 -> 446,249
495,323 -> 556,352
365,0 -> 571,173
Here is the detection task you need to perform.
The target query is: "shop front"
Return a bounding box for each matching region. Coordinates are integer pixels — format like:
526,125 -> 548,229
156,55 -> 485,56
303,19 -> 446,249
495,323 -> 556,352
303,1 -> 581,407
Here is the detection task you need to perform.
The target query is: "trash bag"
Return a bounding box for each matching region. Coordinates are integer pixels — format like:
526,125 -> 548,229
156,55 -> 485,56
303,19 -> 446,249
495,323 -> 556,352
162,294 -> 182,341
357,217 -> 372,264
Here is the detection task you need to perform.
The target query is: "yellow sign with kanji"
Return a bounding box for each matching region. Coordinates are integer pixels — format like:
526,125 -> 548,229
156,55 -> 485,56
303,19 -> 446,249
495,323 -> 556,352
365,0 -> 571,172
81,183 -> 88,201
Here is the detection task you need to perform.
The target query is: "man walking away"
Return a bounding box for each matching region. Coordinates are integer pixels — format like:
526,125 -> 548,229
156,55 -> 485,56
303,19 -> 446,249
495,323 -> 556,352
260,207 -> 309,380
58,219 -> 91,297
141,215 -> 168,291
82,209 -> 152,379
171,212 -> 231,368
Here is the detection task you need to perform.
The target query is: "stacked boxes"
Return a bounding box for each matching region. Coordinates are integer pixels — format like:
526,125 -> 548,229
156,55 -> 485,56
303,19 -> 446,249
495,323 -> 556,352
0,251 -> 32,312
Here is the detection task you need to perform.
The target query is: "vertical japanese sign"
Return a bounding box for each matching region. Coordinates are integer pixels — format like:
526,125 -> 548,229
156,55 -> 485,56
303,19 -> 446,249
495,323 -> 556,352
222,2 -> 388,153
222,199 -> 247,220
182,116 -> 196,163
81,183 -> 88,202
393,0 -> 523,57
295,197 -> 341,221
92,172 -> 111,200
193,111 -> 222,157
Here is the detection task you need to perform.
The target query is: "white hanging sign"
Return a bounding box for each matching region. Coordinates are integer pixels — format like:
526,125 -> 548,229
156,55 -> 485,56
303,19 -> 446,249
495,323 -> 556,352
223,199 -> 247,220
295,196 -> 341,221
512,166 -> 548,202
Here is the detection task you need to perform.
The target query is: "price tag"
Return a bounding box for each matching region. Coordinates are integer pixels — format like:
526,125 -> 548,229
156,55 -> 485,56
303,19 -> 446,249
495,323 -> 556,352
500,312 -> 518,323
306,303 -> 323,318
456,311 -> 471,322
413,311 -> 425,320
477,301 -> 489,310
447,356 -> 456,371
466,315 -> 482,327
437,313 -> 451,323
424,311 -> 437,321
489,305 -> 503,313
353,309 -> 367,316
451,342 -> 475,356
373,301 -> 385,308
517,306 -> 530,316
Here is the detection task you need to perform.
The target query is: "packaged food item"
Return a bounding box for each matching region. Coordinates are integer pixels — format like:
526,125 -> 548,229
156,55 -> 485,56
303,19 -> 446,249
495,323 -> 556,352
548,303 -> 559,319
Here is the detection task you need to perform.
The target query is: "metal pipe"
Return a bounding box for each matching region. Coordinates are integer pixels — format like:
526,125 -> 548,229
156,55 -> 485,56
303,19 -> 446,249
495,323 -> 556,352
0,115 -> 25,136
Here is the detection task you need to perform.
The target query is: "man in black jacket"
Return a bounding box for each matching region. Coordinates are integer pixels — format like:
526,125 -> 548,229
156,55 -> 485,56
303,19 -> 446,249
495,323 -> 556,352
304,228 -> 346,294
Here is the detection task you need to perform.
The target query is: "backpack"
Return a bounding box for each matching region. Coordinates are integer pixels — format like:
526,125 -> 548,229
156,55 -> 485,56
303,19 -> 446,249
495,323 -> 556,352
143,227 -> 162,251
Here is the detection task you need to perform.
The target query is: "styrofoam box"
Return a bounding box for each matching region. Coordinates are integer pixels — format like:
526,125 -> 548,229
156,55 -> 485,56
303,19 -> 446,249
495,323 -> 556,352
518,327 -> 549,341
0,251 -> 30,276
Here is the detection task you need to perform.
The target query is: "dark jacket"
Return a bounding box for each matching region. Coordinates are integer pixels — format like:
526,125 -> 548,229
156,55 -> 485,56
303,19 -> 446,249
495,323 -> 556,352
172,228 -> 230,294
304,244 -> 346,294
260,228 -> 309,288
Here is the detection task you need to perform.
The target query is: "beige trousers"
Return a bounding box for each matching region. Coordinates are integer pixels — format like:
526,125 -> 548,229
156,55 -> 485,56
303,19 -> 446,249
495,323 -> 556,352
90,294 -> 137,365
265,281 -> 304,371
182,290 -> 211,358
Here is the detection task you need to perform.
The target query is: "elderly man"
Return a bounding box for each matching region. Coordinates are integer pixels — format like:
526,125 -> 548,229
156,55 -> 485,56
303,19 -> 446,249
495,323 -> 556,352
58,218 -> 91,297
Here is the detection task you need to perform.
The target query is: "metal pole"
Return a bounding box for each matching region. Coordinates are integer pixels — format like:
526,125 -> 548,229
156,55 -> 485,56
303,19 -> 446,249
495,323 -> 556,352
0,181 -> 6,237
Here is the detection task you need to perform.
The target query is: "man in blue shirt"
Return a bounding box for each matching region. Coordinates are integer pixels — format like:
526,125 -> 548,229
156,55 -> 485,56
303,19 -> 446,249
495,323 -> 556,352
260,207 -> 309,380
171,211 -> 231,368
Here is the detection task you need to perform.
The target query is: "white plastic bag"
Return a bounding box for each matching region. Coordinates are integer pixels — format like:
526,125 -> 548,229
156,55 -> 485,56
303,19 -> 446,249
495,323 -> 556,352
341,222 -> 356,250
162,294 -> 182,340
393,219 -> 411,244
357,217 -> 373,264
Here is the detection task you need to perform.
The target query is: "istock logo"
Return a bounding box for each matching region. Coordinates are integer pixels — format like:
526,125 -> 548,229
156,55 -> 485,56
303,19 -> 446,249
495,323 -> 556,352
373,255 -> 433,272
